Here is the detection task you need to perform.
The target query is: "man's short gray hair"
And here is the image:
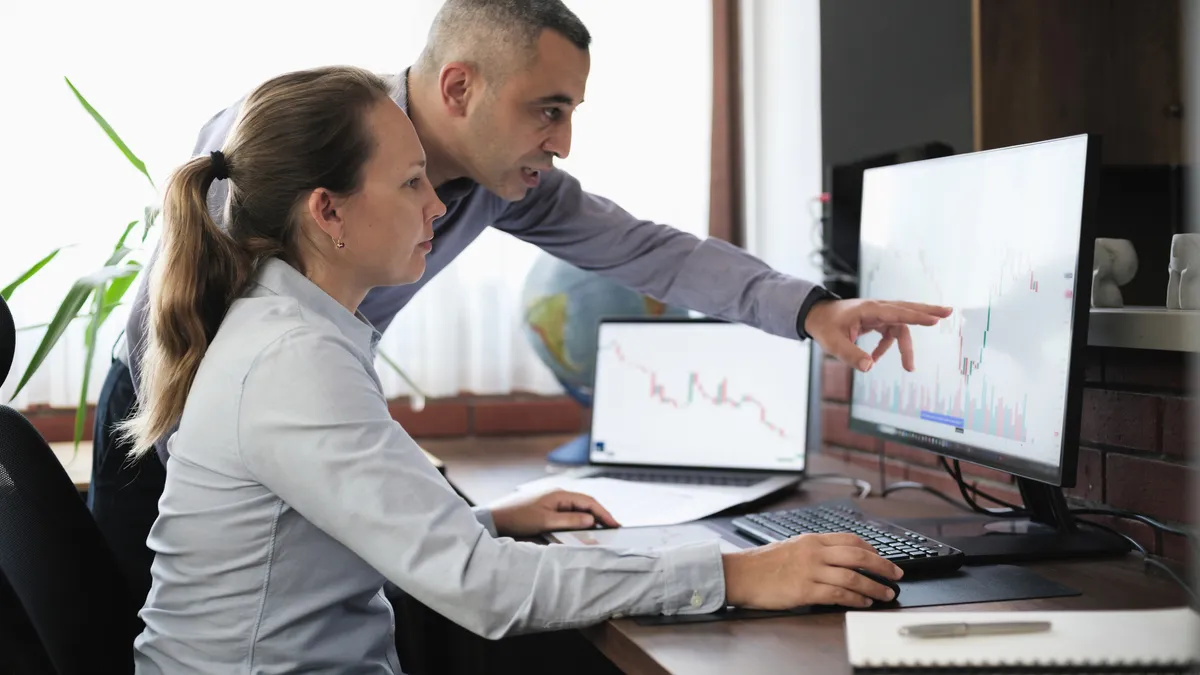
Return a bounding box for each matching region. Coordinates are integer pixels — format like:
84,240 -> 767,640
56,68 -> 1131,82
415,0 -> 591,81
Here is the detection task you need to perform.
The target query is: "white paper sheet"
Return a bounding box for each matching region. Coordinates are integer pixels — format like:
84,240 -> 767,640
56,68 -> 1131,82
520,477 -> 749,528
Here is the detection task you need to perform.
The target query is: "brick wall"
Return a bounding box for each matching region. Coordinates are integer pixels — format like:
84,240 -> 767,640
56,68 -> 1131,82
26,393 -> 586,443
820,347 -> 1195,563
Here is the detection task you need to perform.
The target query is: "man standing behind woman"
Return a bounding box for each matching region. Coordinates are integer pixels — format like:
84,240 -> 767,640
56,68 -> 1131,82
91,2 -> 951,619
125,65 -> 923,674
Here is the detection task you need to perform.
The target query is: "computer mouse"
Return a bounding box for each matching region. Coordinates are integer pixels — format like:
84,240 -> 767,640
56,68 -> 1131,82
855,568 -> 901,604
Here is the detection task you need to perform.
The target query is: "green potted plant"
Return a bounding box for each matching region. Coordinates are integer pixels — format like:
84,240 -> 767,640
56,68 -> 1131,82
5,78 -> 426,455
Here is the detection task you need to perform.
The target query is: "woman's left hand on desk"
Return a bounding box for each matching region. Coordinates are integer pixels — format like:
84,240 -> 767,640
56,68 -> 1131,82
491,489 -> 621,537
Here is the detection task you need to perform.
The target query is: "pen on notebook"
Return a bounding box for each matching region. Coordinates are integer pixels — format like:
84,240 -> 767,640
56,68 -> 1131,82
898,621 -> 1052,639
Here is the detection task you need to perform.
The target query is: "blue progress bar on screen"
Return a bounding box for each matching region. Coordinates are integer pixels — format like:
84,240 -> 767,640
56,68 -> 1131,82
920,411 -> 965,428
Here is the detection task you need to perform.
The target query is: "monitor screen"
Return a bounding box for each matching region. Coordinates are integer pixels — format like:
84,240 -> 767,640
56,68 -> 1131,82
848,135 -> 1096,486
588,320 -> 811,472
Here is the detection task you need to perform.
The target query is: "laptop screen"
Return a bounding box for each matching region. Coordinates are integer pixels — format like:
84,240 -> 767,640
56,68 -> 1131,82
588,319 -> 811,472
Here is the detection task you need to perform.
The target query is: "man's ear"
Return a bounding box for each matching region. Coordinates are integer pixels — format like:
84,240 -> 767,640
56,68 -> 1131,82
305,188 -> 346,242
438,62 -> 480,118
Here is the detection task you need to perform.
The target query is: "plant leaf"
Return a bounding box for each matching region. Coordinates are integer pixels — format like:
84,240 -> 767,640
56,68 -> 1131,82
16,307 -> 124,333
8,264 -> 141,400
114,220 -> 139,252
105,246 -> 135,268
76,290 -> 106,454
96,273 -> 137,329
64,76 -> 155,190
2,247 -> 66,301
142,205 -> 160,243
376,350 -> 429,411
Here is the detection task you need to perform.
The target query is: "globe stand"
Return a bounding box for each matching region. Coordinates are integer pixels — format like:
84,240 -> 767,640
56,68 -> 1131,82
547,434 -> 591,465
547,378 -> 592,466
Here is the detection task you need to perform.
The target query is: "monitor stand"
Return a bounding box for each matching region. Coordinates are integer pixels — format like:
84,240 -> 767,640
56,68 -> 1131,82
903,479 -> 1132,565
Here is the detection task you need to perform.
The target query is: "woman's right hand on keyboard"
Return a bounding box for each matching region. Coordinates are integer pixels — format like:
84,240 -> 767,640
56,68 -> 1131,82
721,533 -> 903,609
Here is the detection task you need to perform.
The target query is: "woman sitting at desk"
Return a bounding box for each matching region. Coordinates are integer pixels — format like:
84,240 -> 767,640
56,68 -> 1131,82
122,65 -> 903,674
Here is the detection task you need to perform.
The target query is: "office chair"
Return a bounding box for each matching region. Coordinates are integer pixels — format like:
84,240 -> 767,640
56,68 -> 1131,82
0,294 -> 138,674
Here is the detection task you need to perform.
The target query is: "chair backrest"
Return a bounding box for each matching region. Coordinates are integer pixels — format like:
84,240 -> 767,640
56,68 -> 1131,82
0,295 -> 136,673
0,291 -> 13,388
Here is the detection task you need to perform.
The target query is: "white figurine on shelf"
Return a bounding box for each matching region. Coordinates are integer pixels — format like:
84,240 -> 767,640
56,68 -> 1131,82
1092,238 -> 1138,308
1167,233 -> 1200,310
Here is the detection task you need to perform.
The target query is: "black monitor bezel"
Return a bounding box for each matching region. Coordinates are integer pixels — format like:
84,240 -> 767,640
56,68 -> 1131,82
847,134 -> 1101,488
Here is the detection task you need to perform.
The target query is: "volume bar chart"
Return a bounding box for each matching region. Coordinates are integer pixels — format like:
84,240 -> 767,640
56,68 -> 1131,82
857,374 -> 1028,441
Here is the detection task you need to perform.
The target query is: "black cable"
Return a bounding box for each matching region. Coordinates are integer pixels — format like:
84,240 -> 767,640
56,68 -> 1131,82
894,457 -> 1198,564
885,453 -> 1198,603
1069,507 -> 1197,541
941,457 -> 1029,519
940,459 -> 1199,556
945,458 -> 1026,512
880,481 -> 974,512
1077,518 -> 1148,555
1076,518 -> 1198,606
803,473 -> 871,499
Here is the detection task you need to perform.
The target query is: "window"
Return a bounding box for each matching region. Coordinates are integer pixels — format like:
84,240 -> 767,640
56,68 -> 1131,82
0,0 -> 712,407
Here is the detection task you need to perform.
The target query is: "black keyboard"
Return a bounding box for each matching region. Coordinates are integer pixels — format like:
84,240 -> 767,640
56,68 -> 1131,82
589,470 -> 763,487
730,503 -> 964,574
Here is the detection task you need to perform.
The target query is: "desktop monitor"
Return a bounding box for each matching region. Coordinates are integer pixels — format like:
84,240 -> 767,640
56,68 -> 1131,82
848,134 -> 1128,562
588,318 -> 817,473
822,142 -> 955,299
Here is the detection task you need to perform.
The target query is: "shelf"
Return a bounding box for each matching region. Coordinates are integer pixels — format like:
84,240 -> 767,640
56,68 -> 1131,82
1088,306 -> 1200,353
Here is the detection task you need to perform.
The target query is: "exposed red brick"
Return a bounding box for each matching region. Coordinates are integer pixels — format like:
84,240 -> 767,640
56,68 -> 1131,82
821,359 -> 852,403
970,481 -> 1023,509
821,403 -> 883,453
956,458 -> 1018,486
1079,388 -> 1161,452
882,458 -> 908,482
905,464 -> 972,503
1160,533 -> 1194,566
388,398 -> 470,438
473,397 -> 584,435
821,444 -> 849,462
841,448 -> 882,473
1079,515 -> 1157,555
883,441 -> 940,467
1083,347 -> 1104,384
1105,454 -> 1194,523
1065,447 -> 1104,502
1160,397 -> 1193,459
25,406 -> 97,443
1102,349 -> 1187,392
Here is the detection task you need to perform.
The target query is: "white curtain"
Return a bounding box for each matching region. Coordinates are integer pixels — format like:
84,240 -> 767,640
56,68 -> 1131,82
0,0 -> 712,408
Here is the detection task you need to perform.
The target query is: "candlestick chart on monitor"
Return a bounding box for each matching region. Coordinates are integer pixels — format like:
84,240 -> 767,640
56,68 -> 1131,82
847,137 -> 1089,470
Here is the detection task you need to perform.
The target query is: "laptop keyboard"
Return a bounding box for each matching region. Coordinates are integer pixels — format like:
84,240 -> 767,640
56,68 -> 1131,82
589,469 -> 764,487
730,503 -> 964,573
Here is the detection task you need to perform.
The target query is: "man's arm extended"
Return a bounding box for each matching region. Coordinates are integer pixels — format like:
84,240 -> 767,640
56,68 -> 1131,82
489,168 -> 829,340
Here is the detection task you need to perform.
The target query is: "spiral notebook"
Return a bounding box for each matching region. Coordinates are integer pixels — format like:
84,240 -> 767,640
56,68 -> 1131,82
845,606 -> 1200,672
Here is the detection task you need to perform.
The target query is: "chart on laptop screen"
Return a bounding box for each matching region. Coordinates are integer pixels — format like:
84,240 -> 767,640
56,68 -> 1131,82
848,136 -> 1090,471
588,321 -> 810,471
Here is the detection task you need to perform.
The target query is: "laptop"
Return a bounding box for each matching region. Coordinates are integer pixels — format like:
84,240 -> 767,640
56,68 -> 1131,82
516,317 -> 818,504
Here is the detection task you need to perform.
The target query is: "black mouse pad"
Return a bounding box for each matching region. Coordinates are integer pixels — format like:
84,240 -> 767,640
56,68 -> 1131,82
633,564 -> 1079,626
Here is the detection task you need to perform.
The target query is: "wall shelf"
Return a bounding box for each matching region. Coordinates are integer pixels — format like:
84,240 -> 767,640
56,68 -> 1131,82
1088,306 -> 1199,352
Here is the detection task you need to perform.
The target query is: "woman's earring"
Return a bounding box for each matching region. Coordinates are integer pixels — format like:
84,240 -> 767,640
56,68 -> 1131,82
334,237 -> 345,249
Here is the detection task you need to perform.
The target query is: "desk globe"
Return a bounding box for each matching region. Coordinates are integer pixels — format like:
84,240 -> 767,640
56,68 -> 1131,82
520,253 -> 688,464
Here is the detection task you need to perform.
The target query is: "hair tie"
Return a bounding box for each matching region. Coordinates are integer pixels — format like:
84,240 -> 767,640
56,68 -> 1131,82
209,150 -> 230,181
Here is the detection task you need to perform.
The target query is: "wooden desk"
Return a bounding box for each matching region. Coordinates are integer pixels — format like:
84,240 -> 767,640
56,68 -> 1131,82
423,435 -> 1191,675
49,441 -> 92,492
